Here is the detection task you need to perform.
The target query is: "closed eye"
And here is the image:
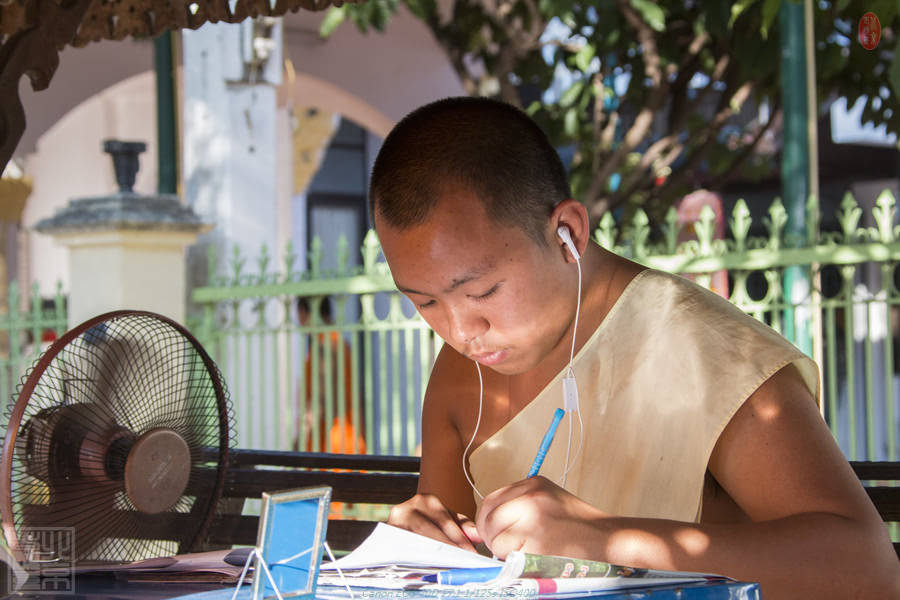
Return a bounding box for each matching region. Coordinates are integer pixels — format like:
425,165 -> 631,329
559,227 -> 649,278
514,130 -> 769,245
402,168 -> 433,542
472,283 -> 501,302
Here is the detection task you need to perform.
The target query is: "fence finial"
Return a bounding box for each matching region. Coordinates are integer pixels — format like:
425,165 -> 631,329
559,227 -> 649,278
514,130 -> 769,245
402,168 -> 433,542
730,199 -> 751,252
764,198 -> 787,251
231,244 -> 245,286
595,212 -> 617,251
283,239 -> 297,280
628,209 -> 650,259
695,205 -> 717,256
838,192 -> 861,243
309,237 -> 323,277
257,244 -> 271,283
873,189 -> 896,244
362,230 -> 381,273
663,207 -> 679,254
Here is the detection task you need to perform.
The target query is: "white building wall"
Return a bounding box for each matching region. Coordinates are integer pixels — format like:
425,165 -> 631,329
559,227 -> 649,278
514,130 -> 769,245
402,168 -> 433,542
282,7 -> 464,128
181,21 -> 282,293
19,6 -> 465,317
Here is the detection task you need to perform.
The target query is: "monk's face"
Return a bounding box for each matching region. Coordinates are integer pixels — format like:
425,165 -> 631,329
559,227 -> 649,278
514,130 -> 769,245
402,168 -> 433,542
375,187 -> 576,375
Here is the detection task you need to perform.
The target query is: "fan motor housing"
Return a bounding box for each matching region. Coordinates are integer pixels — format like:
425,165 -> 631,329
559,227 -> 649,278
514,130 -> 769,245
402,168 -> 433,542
124,429 -> 192,514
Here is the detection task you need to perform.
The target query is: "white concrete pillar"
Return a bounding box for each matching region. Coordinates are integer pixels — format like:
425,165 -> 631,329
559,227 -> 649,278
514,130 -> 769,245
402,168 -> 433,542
46,228 -> 205,327
35,141 -> 209,328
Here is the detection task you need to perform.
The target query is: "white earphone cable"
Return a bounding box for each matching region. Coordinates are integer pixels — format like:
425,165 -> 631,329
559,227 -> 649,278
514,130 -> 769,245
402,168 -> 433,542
462,361 -> 486,499
568,255 -> 582,369
560,254 -> 584,487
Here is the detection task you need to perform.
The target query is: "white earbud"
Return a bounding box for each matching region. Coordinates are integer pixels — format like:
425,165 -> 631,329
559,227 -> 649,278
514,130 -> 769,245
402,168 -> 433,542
557,225 -> 581,260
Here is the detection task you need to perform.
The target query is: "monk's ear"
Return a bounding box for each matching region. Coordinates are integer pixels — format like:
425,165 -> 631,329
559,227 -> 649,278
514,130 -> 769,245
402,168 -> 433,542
550,199 -> 589,262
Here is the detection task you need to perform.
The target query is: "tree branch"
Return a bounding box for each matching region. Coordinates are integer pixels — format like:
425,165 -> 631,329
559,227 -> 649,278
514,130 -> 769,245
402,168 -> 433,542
477,0 -> 546,104
659,78 -> 755,199
586,0 -> 669,216
617,0 -> 661,87
708,100 -> 781,189
603,26 -> 711,210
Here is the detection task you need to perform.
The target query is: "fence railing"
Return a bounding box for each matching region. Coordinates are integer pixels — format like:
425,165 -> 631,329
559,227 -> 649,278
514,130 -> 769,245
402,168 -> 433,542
3,192 -> 897,462
0,281 -> 67,413
190,190 -> 900,463
190,234 -> 438,455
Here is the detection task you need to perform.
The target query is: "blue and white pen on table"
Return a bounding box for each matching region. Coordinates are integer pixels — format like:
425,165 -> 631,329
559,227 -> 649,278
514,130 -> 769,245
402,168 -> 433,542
421,566 -> 503,585
527,408 -> 565,478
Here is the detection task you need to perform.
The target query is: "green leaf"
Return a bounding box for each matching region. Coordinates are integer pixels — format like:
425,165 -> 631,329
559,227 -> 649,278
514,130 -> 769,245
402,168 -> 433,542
371,0 -> 392,31
728,0 -> 758,28
319,6 -> 347,38
405,0 -> 435,21
560,80 -> 585,108
348,8 -> 369,34
564,108 -> 579,138
760,0 -> 780,39
629,0 -> 665,32
574,44 -> 596,73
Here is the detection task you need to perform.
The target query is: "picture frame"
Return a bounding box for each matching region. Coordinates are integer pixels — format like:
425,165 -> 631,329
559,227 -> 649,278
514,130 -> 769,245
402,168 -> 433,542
251,486 -> 331,600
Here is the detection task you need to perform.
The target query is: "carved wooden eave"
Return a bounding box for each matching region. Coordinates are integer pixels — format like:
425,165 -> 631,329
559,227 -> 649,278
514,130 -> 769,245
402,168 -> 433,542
0,0 -> 357,173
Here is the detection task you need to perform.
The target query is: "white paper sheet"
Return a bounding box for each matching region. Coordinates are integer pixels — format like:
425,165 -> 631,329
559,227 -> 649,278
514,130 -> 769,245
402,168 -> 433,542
320,523 -> 502,571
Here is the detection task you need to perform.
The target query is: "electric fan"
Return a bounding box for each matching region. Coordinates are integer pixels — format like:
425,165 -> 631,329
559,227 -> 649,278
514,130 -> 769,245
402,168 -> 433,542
0,310 -> 234,565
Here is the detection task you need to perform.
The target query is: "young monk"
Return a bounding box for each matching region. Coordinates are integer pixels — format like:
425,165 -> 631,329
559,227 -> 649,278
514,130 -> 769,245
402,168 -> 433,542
371,97 -> 900,599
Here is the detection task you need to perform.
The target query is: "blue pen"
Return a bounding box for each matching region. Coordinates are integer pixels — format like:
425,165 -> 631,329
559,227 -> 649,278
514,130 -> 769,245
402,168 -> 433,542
527,408 -> 565,477
422,566 -> 503,585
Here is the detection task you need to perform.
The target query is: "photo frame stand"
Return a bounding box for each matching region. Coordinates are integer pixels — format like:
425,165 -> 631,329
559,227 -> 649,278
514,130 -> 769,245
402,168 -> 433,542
229,541 -> 352,600
231,548 -> 285,600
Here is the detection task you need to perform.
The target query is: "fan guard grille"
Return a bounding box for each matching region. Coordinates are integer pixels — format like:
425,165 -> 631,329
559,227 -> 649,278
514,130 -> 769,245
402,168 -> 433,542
0,311 -> 234,564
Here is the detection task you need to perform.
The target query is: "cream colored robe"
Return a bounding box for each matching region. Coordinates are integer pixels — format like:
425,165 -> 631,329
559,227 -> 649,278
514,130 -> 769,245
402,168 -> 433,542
469,269 -> 819,522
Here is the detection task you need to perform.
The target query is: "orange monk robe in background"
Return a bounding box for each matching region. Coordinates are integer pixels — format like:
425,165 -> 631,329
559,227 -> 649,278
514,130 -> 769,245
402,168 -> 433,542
295,330 -> 366,517
295,331 -> 366,454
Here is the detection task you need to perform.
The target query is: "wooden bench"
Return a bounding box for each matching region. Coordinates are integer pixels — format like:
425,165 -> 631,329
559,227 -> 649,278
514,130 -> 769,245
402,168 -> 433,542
851,461 -> 900,559
203,452 -> 900,559
205,450 -> 420,552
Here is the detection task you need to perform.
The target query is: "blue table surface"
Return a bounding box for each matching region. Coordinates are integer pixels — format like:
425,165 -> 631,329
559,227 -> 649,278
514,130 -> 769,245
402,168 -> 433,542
9,576 -> 760,600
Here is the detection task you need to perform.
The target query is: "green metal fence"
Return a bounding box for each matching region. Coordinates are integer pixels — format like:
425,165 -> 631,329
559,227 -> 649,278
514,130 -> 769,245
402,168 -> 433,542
190,190 -> 900,463
0,281 -> 67,413
4,193 -> 897,462
191,235 -> 439,455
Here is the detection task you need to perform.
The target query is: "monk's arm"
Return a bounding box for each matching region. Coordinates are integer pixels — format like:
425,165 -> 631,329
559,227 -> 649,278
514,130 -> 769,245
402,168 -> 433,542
388,345 -> 482,549
477,366 -> 900,600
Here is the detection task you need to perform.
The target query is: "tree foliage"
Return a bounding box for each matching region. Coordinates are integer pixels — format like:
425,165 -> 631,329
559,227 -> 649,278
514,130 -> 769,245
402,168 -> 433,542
323,0 -> 900,224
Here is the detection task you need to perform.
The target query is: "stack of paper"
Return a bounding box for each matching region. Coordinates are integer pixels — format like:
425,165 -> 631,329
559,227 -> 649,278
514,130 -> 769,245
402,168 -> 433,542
318,523 -> 729,595
319,523 -> 501,589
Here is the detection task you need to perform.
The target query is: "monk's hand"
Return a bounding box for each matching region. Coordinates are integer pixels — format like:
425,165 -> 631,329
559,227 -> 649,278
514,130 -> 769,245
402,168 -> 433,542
475,476 -> 607,560
387,493 -> 483,552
